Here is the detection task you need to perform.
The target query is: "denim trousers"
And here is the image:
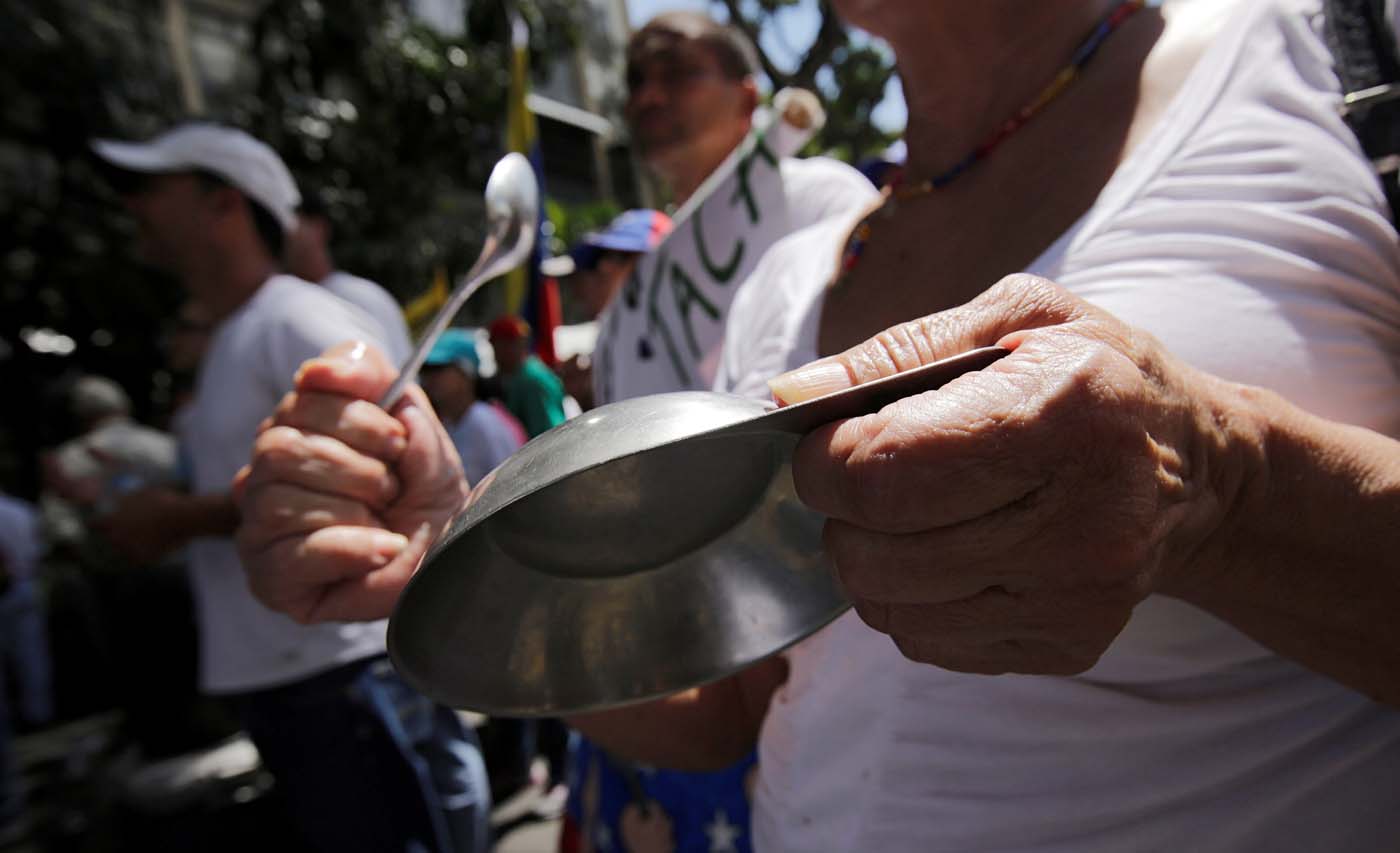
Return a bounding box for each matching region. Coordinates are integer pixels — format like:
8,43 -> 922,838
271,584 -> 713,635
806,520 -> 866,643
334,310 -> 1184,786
238,656 -> 489,853
0,578 -> 52,827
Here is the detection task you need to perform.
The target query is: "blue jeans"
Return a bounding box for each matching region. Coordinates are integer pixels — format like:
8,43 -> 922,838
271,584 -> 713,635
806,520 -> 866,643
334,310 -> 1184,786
239,657 -> 489,853
0,578 -> 52,827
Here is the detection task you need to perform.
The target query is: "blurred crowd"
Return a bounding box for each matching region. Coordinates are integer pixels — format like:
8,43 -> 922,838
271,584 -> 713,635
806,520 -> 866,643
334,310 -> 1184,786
7,1 -> 1400,852
0,9 -> 868,853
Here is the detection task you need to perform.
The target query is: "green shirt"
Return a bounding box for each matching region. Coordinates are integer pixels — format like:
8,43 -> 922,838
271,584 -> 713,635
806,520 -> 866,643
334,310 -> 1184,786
502,355 -> 567,438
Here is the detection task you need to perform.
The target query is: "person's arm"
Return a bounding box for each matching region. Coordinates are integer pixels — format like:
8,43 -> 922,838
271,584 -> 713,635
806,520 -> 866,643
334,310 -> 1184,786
1165,387 -> 1400,705
234,341 -> 778,765
567,654 -> 787,771
771,274 -> 1400,706
95,488 -> 238,564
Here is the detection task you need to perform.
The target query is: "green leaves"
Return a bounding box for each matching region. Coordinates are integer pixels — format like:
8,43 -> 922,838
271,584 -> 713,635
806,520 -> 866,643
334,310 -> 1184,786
712,0 -> 898,163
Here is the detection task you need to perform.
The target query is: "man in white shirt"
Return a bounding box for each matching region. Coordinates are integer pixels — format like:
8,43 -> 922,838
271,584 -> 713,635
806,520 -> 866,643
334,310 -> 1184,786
92,123 -> 488,853
591,11 -> 876,405
284,190 -> 414,364
232,1 -> 1400,850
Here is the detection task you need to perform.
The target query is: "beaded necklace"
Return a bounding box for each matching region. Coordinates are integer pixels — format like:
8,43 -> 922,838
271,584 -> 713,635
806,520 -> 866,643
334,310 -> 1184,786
838,0 -> 1147,276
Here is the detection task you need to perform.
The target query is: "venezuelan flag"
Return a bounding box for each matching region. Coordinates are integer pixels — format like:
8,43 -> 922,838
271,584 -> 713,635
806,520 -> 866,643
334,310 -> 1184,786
505,11 -> 559,365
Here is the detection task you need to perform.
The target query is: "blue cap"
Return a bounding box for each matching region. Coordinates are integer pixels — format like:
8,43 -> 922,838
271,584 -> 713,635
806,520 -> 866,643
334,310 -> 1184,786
540,209 -> 673,277
423,328 -> 479,372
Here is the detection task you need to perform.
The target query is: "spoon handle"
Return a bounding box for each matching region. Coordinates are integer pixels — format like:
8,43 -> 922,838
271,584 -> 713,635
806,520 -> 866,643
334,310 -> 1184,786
757,345 -> 1011,435
379,231 -> 503,410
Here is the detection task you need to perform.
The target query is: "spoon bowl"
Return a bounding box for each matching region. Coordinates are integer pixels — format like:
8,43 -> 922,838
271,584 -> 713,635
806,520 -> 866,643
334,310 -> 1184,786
381,152 -> 539,408
388,346 -> 1009,715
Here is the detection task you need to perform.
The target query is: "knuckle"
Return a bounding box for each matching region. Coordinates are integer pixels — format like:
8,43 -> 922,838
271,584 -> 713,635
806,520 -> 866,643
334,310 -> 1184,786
891,633 -> 944,667
988,273 -> 1061,310
842,434 -> 919,531
925,600 -> 985,635
253,426 -> 306,466
1077,533 -> 1156,593
851,600 -> 892,635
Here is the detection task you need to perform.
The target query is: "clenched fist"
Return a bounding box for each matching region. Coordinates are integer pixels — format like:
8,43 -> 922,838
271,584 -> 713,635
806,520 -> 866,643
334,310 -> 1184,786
771,275 -> 1251,676
234,341 -> 470,624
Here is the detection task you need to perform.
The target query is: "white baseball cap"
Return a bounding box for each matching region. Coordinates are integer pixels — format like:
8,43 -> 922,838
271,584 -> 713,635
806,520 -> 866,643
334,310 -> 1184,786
91,123 -> 301,232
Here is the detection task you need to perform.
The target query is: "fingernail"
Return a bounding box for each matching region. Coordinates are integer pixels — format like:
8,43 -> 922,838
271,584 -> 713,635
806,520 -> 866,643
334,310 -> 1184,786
768,361 -> 853,405
387,434 -> 407,456
371,531 -> 408,557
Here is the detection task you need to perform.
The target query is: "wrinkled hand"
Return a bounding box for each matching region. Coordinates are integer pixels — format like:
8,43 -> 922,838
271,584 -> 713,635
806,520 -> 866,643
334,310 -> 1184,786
234,341 -> 469,624
94,486 -> 193,564
771,275 -> 1244,676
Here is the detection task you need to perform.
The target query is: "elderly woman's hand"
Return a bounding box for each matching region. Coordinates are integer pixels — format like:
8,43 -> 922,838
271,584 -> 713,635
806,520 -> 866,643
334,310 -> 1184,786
770,275 -> 1255,675
233,341 -> 470,624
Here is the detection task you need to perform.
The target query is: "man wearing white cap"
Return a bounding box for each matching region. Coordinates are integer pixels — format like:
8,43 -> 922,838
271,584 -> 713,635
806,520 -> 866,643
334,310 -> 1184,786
92,123 -> 489,853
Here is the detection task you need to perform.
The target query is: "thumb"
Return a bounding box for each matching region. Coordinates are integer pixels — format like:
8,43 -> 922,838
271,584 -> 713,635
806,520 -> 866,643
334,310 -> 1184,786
293,340 -> 398,402
768,274 -> 1090,405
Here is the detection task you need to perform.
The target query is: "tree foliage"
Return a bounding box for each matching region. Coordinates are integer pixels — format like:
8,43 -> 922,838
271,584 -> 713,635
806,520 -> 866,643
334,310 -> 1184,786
239,0 -> 580,303
712,0 -> 899,163
0,0 -> 577,472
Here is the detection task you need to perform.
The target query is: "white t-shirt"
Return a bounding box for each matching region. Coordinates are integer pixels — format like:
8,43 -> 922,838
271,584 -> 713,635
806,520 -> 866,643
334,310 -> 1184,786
594,155 -> 876,402
447,400 -> 524,487
321,270 -> 413,364
778,157 -> 877,233
717,1 -> 1400,850
180,275 -> 391,694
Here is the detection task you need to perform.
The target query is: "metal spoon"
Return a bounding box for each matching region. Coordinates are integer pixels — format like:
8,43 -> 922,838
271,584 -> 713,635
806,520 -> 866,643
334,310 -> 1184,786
389,345 -> 1009,716
380,152 -> 539,409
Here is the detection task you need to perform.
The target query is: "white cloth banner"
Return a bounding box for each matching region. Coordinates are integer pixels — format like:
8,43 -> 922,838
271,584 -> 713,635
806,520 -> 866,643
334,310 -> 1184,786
594,101 -> 820,403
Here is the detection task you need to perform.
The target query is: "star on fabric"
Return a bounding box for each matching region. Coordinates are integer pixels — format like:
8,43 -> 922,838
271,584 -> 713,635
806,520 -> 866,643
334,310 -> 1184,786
705,809 -> 741,853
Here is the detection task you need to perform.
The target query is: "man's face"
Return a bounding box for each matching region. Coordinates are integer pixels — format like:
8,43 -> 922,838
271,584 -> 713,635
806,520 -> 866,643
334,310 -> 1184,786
624,35 -> 755,174
492,336 -> 528,374
419,364 -> 474,423
573,252 -> 637,319
120,172 -> 219,271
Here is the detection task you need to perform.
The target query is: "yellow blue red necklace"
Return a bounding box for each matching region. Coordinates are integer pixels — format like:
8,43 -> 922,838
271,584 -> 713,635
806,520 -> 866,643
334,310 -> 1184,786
838,0 -> 1147,276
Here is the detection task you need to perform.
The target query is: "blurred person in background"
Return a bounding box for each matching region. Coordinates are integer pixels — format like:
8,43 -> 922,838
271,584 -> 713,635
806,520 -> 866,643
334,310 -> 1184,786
93,122 -> 489,853
42,375 -> 179,526
164,299 -> 217,435
285,189 -> 413,364
544,210 -> 674,322
489,314 -> 567,438
622,12 -> 870,223
543,209 -> 673,413
591,11 -> 875,403
542,206 -> 762,852
40,374 -> 233,763
0,488 -> 51,846
418,329 -> 524,487
235,0 -> 1400,849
